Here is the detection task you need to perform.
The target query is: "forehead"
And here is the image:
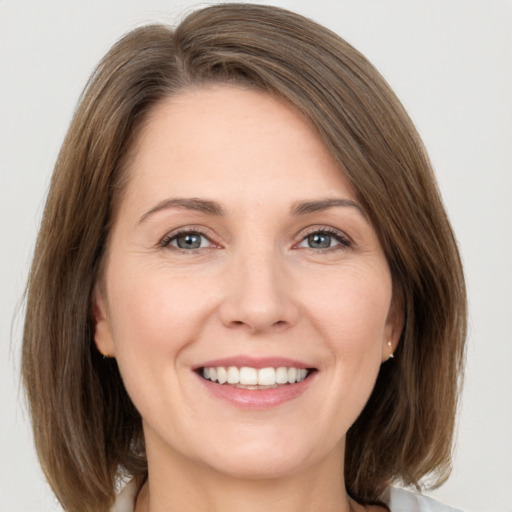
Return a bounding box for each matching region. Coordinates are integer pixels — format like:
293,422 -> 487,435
121,85 -> 356,212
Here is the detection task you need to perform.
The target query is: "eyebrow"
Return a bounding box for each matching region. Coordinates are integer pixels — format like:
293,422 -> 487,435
138,198 -> 225,224
290,198 -> 367,218
138,196 -> 366,224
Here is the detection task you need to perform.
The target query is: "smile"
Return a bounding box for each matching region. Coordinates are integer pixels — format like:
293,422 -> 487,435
194,358 -> 317,408
201,366 -> 310,387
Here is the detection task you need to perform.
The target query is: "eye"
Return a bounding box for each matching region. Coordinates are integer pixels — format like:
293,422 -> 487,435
161,230 -> 214,251
297,229 -> 350,250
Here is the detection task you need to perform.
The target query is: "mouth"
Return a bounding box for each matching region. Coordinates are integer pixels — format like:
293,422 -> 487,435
197,365 -> 315,389
193,357 -> 317,408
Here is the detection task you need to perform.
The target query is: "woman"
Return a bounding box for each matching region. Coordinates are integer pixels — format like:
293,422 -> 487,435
21,4 -> 466,512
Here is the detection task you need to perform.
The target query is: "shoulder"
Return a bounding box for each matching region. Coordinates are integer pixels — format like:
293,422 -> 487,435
387,487 -> 464,512
111,480 -> 137,512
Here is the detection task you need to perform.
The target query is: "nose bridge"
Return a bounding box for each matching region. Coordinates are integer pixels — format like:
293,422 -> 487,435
219,238 -> 298,332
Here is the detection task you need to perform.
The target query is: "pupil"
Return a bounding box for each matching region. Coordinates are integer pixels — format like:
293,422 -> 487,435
177,233 -> 201,249
308,233 -> 331,248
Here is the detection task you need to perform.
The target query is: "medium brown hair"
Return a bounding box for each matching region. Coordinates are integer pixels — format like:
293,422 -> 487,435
22,4 -> 466,511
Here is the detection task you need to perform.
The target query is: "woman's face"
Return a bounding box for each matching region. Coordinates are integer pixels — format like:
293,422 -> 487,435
94,85 -> 400,479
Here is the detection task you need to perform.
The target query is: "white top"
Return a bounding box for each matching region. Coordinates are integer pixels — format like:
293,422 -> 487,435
111,482 -> 463,512
387,487 -> 463,511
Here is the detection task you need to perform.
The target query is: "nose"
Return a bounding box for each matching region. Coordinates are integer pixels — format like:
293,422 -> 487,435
218,247 -> 300,333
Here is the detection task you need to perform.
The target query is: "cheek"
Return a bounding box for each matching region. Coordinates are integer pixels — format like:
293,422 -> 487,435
104,267 -> 218,424
302,266 -> 391,409
105,265 -> 217,375
306,265 -> 392,349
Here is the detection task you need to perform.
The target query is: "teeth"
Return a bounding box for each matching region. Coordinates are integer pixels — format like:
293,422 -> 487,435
239,367 -> 258,385
257,367 -> 275,386
227,366 -> 239,384
276,367 -> 288,384
201,366 -> 311,386
297,368 -> 308,382
216,366 -> 227,384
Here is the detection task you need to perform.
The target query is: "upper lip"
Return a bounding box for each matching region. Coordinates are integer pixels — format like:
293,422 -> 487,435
193,356 -> 315,370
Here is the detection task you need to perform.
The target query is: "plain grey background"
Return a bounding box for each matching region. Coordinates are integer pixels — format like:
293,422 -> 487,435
1,1 -> 511,511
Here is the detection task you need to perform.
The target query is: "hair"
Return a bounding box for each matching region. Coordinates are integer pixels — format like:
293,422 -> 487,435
21,4 -> 466,511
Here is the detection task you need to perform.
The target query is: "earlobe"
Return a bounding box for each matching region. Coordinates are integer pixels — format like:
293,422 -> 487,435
92,285 -> 116,358
382,334 -> 399,362
382,293 -> 404,362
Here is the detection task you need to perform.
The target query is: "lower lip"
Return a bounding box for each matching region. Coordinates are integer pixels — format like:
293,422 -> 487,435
196,372 -> 315,409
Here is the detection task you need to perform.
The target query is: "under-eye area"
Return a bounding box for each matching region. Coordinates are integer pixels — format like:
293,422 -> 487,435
198,366 -> 317,388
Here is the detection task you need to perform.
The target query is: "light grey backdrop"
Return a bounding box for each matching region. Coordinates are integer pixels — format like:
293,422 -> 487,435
1,1 -> 511,511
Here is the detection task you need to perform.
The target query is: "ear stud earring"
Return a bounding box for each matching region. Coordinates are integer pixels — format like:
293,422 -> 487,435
387,340 -> 394,359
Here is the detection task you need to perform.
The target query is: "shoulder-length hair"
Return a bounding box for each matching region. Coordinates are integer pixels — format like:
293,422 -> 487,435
22,4 -> 466,511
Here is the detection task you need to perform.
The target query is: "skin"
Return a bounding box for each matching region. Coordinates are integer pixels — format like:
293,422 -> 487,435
94,85 -> 401,512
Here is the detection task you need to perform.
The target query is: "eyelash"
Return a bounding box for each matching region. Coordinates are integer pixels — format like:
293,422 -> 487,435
158,227 -> 352,253
159,227 -> 216,253
296,227 -> 352,252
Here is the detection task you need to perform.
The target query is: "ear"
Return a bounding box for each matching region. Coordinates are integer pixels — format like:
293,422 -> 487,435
91,283 -> 116,358
381,290 -> 404,362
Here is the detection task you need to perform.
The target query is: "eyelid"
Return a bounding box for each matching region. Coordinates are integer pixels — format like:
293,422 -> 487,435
159,226 -> 220,250
294,226 -> 352,249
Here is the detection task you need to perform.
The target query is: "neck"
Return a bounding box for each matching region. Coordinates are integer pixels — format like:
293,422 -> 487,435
136,438 -> 355,512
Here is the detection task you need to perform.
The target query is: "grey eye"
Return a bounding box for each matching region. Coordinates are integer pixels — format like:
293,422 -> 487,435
297,229 -> 350,251
173,233 -> 206,249
306,232 -> 333,249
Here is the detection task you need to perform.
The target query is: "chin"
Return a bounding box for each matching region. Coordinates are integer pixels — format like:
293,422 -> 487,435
191,428 -> 335,481
205,451 -> 311,481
